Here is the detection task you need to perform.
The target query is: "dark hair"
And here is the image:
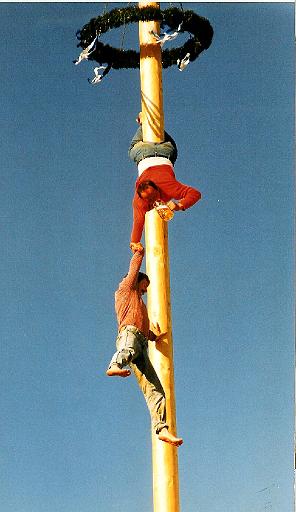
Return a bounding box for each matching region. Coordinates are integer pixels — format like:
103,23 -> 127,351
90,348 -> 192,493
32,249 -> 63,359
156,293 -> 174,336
137,180 -> 159,198
137,272 -> 150,284
122,271 -> 150,284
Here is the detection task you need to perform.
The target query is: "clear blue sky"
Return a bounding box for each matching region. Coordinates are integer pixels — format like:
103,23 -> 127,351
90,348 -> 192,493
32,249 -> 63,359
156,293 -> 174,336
1,2 -> 294,511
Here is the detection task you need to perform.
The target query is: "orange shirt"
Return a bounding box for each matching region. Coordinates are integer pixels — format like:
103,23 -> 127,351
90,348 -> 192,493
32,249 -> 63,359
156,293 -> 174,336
115,252 -> 155,339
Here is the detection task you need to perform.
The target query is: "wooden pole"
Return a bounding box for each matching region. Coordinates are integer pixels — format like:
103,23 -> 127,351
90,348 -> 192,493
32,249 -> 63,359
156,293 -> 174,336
138,2 -> 164,142
139,3 -> 180,512
144,212 -> 180,512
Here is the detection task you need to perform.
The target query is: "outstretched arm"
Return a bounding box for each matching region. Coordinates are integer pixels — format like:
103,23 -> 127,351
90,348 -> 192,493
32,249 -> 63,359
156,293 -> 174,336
120,248 -> 144,290
130,194 -> 147,245
165,181 -> 201,211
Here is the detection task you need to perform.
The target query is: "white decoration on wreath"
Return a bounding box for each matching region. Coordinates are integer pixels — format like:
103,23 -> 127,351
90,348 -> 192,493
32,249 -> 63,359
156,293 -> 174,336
150,23 -> 183,47
177,52 -> 191,71
73,35 -> 98,65
88,66 -> 108,84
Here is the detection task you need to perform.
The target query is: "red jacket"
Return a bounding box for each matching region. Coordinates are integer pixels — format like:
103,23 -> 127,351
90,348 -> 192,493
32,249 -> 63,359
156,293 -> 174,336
131,164 -> 201,243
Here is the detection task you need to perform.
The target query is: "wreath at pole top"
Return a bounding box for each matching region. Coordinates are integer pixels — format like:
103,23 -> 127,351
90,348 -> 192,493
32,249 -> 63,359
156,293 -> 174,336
75,5 -> 214,71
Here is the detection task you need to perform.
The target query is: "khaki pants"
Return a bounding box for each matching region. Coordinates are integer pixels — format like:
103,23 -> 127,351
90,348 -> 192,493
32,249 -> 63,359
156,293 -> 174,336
108,325 -> 168,434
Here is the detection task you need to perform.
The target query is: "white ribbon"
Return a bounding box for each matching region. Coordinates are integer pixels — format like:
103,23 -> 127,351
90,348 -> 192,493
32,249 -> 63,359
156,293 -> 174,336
88,63 -> 112,85
177,52 -> 191,71
73,35 -> 98,65
150,23 -> 183,47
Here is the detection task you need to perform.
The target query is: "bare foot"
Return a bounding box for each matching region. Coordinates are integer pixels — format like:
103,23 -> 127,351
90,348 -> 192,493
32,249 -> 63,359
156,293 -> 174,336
106,365 -> 131,377
158,429 -> 183,447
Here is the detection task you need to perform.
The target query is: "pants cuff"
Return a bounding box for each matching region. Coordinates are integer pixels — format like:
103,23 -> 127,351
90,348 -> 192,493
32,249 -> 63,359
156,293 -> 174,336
155,423 -> 169,435
108,362 -> 122,370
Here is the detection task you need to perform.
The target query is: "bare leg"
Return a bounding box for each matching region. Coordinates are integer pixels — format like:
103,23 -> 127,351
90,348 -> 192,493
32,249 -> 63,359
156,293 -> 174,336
158,428 -> 183,447
106,365 -> 131,377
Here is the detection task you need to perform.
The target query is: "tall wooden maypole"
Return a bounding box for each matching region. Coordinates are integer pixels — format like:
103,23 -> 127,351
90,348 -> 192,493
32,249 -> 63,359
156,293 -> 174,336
75,5 -> 213,511
139,3 -> 180,512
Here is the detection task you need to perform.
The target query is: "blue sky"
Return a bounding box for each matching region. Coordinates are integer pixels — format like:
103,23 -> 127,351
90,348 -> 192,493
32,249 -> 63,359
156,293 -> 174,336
1,2 -> 294,512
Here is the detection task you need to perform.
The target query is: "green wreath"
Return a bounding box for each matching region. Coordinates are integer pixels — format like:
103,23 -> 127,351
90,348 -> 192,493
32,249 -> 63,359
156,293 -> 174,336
76,5 -> 214,70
